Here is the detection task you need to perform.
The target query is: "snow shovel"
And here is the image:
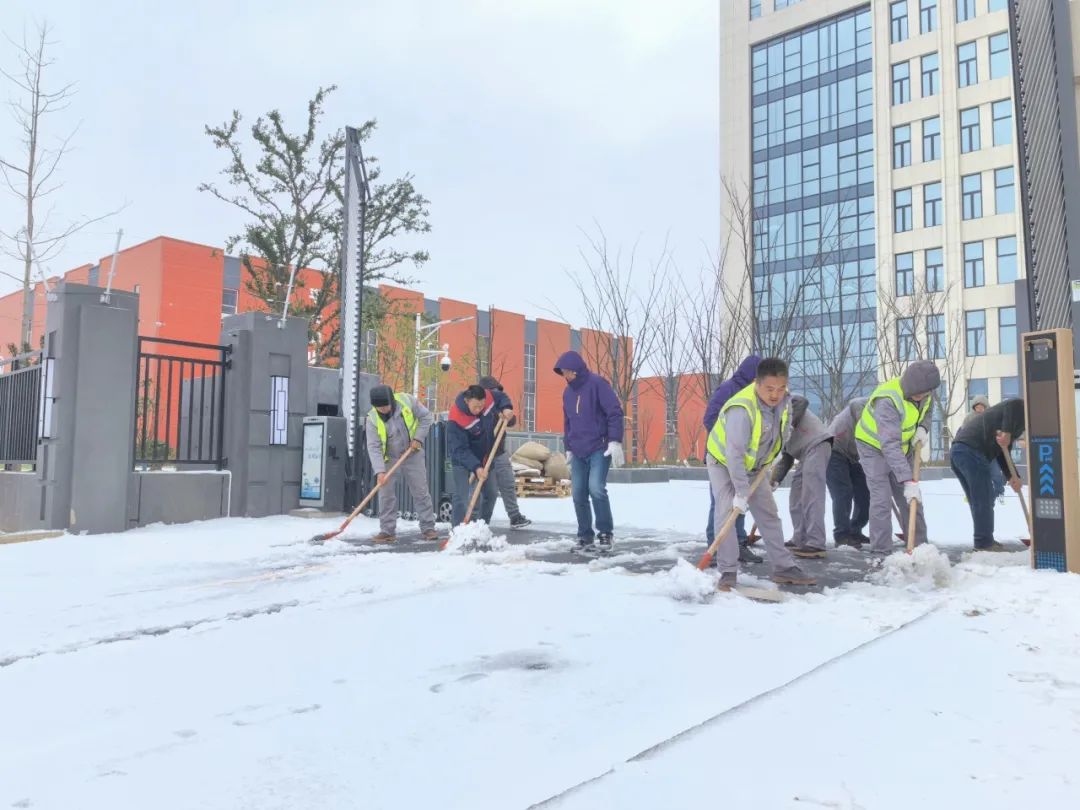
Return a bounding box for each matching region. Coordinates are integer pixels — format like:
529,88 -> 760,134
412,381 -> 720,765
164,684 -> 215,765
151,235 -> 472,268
905,442 -> 923,555
308,446 -> 417,544
695,467 -> 768,571
1003,451 -> 1033,547
439,415 -> 510,551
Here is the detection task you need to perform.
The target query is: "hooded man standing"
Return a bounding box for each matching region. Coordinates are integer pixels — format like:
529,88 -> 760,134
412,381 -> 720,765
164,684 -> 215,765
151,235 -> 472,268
554,350 -> 625,554
478,375 -> 531,529
704,355 -> 763,564
364,385 -> 437,543
855,360 -> 940,555
447,384 -> 514,527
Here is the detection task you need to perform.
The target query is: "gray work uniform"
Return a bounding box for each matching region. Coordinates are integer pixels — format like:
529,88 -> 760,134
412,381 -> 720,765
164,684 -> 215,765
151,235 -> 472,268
365,394 -> 436,535
774,397 -> 832,552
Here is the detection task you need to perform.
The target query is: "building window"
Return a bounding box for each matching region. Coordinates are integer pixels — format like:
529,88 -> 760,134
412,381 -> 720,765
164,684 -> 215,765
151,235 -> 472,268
997,236 -> 1018,284
992,99 -> 1013,145
922,116 -> 940,161
270,375 -> 290,445
927,313 -> 945,360
966,310 -> 987,356
989,0 -> 1008,9
892,61 -> 911,105
999,306 -> 1017,354
926,247 -> 944,291
923,181 -> 942,227
958,41 -> 978,87
957,0 -> 976,22
920,0 -> 938,33
989,32 -> 1010,79
891,1 -> 909,43
895,188 -> 913,232
897,317 -> 917,361
524,342 -> 536,431
995,166 -> 1015,214
750,0 -> 761,19
964,241 -> 985,288
960,106 -> 981,153
921,52 -> 939,97
896,252 -> 914,296
1001,375 -> 1020,399
962,173 -> 983,220
893,124 -> 912,168
221,288 -> 238,315
968,377 -> 989,399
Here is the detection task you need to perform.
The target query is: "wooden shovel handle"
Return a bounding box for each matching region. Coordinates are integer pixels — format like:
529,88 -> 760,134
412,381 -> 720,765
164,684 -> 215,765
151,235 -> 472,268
696,466 -> 768,570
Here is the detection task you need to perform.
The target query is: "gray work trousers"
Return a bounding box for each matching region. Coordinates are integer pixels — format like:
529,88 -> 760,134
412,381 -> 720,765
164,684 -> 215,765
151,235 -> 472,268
858,444 -> 927,554
491,453 -> 522,519
378,451 -> 435,535
789,441 -> 831,551
707,456 -> 796,575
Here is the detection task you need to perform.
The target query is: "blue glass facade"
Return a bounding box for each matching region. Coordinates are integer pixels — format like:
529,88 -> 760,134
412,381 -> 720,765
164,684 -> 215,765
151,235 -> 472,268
749,6 -> 875,409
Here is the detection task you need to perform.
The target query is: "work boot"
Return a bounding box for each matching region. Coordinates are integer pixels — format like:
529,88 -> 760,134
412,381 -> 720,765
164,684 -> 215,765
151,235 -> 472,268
510,514 -> 532,529
834,535 -> 862,548
792,545 -> 826,559
598,532 -> 614,553
738,541 -> 763,564
974,540 -> 1008,552
772,566 -> 816,586
784,540 -> 796,549
372,532 -> 396,544
717,571 -> 737,592
421,529 -> 441,542
854,531 -> 871,545
576,536 -> 597,555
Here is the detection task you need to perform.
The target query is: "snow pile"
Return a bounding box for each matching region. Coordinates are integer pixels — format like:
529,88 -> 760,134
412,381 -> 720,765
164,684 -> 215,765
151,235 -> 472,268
870,543 -> 953,590
442,520 -> 509,554
658,559 -> 716,603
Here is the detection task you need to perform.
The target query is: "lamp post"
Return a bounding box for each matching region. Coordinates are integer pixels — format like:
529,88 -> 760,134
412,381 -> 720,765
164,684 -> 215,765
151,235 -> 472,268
413,313 -> 475,398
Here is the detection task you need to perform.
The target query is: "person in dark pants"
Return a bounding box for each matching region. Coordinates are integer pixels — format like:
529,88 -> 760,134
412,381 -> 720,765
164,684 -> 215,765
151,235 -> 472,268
826,396 -> 870,547
703,355 -> 763,564
965,395 -> 1006,502
949,399 -> 1025,551
446,384 -> 514,527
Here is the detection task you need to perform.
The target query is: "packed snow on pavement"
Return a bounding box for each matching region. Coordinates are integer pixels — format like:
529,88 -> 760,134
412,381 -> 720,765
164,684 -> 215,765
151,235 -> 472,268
1,478 -> 1078,810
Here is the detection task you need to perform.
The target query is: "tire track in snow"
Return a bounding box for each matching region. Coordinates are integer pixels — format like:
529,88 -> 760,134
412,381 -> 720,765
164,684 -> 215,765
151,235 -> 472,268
528,602 -> 945,808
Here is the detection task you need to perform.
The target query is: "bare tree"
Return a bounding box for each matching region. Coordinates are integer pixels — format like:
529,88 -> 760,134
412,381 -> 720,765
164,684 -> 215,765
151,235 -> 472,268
0,22 -> 120,352
648,265 -> 694,462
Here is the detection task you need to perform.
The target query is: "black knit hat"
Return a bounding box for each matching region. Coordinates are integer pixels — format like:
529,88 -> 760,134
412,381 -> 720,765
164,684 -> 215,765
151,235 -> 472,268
478,375 -> 503,391
369,385 -> 393,407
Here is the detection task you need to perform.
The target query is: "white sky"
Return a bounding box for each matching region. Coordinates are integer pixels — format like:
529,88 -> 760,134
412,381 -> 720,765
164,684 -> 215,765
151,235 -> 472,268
0,0 -> 720,327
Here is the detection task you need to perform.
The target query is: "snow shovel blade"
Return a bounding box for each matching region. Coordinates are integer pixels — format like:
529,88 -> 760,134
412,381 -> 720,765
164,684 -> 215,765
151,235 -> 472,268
735,586 -> 785,603
309,530 -> 340,545
1021,537 -> 1031,548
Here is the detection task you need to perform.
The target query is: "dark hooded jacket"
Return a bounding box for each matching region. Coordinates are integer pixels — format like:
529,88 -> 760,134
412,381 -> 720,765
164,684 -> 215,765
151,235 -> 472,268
446,387 -> 512,472
704,355 -> 762,431
554,351 -> 624,458
954,399 -> 1026,477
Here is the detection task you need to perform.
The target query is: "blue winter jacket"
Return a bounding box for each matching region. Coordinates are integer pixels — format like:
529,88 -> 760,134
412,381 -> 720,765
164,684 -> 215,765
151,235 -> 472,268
554,351 -> 624,458
446,387 -> 512,472
703,355 -> 762,431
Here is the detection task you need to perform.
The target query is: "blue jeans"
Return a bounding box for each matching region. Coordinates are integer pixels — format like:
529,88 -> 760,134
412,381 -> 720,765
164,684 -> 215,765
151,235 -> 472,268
706,489 -> 747,543
826,451 -> 870,541
990,461 -> 1006,499
950,442 -> 996,548
571,450 -> 613,537
451,465 -> 498,527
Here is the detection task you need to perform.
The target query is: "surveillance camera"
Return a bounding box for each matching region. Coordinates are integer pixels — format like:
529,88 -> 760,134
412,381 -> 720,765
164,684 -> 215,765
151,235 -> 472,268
440,353 -> 451,372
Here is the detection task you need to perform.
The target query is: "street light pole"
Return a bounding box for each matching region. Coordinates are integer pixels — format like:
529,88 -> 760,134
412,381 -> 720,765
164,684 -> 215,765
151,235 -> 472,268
412,314 -> 476,398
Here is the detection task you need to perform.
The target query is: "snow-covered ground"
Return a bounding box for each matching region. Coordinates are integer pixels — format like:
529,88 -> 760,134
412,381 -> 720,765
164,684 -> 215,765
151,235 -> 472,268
1,480 -> 1078,810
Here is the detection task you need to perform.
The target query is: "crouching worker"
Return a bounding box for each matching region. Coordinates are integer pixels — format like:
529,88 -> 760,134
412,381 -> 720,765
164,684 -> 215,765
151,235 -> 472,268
706,357 -> 816,591
447,384 -> 514,527
855,360 -> 939,555
950,398 -> 1025,551
364,385 -> 437,543
769,395 -> 833,558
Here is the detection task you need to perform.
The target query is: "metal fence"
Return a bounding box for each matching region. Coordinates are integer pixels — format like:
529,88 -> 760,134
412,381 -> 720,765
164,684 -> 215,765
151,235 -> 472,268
0,350 -> 50,469
134,337 -> 230,469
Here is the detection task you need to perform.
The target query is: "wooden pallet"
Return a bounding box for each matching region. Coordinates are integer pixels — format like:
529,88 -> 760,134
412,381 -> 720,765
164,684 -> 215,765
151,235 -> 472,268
515,476 -> 571,498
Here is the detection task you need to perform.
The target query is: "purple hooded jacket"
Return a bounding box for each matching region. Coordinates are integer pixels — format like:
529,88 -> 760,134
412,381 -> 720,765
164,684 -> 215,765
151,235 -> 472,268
554,351 -> 624,458
703,355 -> 762,431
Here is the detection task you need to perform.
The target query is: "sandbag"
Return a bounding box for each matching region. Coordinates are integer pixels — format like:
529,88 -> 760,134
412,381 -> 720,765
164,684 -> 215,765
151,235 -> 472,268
513,441 -> 551,463
543,451 -> 571,481
511,459 -> 542,476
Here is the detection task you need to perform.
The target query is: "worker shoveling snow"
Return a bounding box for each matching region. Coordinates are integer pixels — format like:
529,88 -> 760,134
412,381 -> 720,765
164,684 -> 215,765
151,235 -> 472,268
870,544 -> 953,591
442,520 -> 509,554
659,559 -> 717,604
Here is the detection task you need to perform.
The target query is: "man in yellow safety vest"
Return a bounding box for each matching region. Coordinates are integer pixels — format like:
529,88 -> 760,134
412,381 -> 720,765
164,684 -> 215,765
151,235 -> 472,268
706,357 -> 816,591
854,360 -> 940,555
364,384 -> 438,543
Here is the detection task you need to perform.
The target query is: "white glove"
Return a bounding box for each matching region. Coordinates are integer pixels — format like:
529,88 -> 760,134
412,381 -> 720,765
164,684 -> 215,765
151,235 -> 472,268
604,441 -> 625,468
565,450 -> 573,464
733,494 -> 750,513
903,480 -> 922,503
914,426 -> 929,448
